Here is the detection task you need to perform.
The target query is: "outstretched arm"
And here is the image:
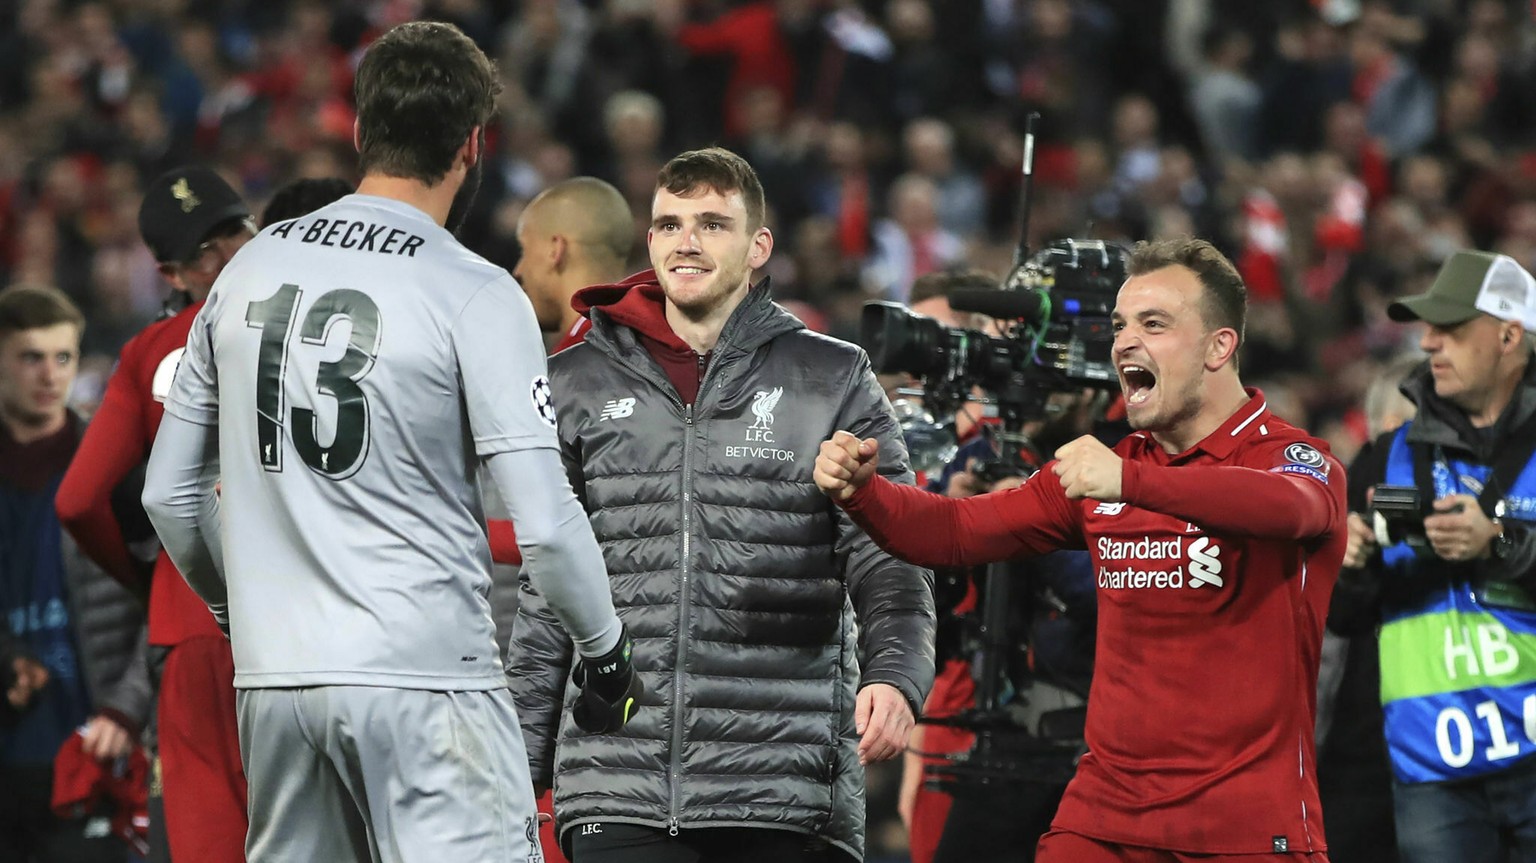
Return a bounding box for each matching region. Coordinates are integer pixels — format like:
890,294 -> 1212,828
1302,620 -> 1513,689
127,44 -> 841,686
819,431 -> 1083,570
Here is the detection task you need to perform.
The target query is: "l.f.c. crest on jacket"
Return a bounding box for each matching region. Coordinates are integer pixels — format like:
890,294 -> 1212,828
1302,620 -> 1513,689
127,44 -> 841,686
507,277 -> 936,861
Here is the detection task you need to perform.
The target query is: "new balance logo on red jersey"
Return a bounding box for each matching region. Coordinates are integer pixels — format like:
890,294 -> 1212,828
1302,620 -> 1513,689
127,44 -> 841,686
1093,502 -> 1128,516
599,397 -> 636,421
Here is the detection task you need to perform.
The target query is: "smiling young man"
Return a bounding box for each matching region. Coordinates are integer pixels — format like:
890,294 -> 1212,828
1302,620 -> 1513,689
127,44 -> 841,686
815,237 -> 1346,862
508,147 -> 935,863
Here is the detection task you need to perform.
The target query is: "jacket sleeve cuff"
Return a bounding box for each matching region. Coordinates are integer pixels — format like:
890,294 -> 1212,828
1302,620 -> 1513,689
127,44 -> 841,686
95,707 -> 141,738
859,672 -> 925,718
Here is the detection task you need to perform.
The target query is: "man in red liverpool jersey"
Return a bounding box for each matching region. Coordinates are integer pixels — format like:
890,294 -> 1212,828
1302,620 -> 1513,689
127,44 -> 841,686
815,237 -> 1345,862
55,166 -> 254,863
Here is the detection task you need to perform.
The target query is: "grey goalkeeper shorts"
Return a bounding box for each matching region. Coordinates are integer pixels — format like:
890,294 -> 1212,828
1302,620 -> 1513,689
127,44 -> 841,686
237,686 -> 542,863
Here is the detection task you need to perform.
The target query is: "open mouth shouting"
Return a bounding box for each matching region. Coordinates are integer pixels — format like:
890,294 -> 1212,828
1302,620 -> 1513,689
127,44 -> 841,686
1119,363 -> 1157,407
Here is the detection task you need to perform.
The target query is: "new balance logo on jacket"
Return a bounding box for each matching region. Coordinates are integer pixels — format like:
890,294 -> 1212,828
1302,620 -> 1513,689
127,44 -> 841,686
599,397 -> 636,421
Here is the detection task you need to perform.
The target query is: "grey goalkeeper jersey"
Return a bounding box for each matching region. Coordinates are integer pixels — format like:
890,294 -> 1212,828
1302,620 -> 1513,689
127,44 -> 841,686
165,194 -> 562,690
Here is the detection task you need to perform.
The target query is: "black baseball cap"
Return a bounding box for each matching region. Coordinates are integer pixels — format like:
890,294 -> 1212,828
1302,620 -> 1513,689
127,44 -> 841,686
138,166 -> 251,264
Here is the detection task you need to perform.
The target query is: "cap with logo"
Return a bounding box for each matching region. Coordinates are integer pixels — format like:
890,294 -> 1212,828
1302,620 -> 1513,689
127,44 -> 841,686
1387,250 -> 1536,330
137,166 -> 251,264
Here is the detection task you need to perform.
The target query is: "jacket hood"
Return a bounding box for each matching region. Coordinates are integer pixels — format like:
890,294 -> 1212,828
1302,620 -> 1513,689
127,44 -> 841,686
571,269 -> 687,351
571,269 -> 662,317
577,272 -> 805,358
1400,355 -> 1536,459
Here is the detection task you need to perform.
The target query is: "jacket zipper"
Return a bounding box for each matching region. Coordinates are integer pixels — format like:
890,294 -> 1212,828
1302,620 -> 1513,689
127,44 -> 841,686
670,400 -> 696,837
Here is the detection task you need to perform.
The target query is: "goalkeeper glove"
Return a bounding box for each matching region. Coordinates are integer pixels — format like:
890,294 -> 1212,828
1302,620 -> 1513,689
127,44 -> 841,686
571,624 -> 643,733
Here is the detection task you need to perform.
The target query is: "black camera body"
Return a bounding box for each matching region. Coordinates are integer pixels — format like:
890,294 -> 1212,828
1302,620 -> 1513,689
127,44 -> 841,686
860,239 -> 1128,429
1371,484 -> 1429,548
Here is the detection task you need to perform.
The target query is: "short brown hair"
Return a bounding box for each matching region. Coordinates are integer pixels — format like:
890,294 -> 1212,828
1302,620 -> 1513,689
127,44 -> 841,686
354,22 -> 501,183
656,147 -> 766,229
0,284 -> 84,341
1127,237 -> 1246,363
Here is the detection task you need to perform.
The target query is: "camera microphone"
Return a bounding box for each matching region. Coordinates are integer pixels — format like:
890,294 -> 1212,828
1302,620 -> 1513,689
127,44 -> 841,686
949,288 -> 1048,323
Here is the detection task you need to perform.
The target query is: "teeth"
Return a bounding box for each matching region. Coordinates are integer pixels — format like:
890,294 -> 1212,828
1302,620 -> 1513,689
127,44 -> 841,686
674,267 -> 707,274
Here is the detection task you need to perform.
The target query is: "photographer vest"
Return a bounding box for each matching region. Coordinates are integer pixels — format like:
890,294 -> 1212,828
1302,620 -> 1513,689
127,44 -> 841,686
1378,423 -> 1536,783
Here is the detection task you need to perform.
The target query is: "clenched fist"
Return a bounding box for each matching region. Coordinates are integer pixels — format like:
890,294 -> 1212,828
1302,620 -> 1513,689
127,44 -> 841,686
815,430 -> 881,501
1052,435 -> 1124,501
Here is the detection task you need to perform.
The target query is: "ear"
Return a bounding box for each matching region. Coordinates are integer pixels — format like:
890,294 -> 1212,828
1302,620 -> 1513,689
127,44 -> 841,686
548,234 -> 569,271
1505,322 -> 1526,353
463,125 -> 483,169
748,226 -> 774,270
1205,327 -> 1240,371
353,118 -> 362,153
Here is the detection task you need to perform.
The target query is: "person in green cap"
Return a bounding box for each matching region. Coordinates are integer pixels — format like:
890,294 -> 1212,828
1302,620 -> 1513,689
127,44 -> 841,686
1331,249 -> 1536,862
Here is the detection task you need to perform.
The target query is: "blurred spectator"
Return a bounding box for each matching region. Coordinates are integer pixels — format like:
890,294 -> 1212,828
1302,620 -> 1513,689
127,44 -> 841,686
866,173 -> 963,301
0,284 -> 149,863
1348,23 -> 1437,157
1189,27 -> 1262,164
902,118 -> 984,237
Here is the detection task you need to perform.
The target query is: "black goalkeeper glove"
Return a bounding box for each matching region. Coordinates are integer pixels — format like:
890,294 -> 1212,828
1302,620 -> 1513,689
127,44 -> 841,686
571,624 -> 643,733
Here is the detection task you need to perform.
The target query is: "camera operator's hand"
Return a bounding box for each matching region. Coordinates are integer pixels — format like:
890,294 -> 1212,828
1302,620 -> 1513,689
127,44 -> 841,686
815,431 -> 880,501
1342,512 -> 1378,569
947,460 -> 1030,498
571,625 -> 644,733
1052,435 -> 1123,501
1425,493 -> 1499,562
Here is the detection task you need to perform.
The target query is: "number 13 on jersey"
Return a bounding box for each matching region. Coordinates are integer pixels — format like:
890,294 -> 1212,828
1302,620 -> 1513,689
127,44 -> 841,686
245,283 -> 382,479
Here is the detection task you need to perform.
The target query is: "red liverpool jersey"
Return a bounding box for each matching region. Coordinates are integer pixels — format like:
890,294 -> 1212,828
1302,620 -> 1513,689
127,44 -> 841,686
840,390 -> 1345,854
57,302 -> 224,647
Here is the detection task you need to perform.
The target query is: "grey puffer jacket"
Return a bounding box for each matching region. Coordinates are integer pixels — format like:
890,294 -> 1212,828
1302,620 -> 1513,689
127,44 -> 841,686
63,532 -> 152,734
507,279 -> 935,860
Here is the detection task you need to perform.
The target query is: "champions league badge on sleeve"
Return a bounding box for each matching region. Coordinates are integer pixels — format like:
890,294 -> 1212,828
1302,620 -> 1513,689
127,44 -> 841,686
1270,442 -> 1329,483
531,375 -> 557,428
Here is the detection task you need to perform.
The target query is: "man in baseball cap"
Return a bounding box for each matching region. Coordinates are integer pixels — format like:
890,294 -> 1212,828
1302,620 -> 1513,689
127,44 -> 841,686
56,165 -> 257,862
1388,249 -> 1536,331
137,166 -> 255,307
1347,253 -> 1536,860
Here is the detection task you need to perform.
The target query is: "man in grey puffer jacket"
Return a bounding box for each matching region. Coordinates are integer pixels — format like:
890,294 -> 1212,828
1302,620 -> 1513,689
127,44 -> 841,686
508,148 -> 936,863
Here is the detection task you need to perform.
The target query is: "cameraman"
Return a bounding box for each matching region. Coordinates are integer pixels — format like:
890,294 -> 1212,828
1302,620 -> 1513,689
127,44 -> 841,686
817,238 -> 1346,860
1330,250 -> 1536,863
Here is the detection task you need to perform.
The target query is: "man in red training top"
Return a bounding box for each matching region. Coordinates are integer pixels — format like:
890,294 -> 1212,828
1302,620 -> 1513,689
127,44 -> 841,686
815,237 -> 1345,861
56,166 -> 254,862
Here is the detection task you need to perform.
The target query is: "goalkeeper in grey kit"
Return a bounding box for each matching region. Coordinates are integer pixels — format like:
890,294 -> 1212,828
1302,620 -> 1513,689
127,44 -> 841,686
141,21 -> 640,863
